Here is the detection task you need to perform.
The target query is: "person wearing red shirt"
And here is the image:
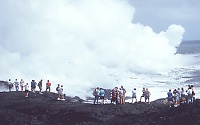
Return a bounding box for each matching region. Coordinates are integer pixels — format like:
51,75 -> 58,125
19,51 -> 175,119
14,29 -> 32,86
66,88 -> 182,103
46,80 -> 51,92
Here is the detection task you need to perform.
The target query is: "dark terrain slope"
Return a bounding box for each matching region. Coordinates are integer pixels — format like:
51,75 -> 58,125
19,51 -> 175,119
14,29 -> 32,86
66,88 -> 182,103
0,92 -> 200,125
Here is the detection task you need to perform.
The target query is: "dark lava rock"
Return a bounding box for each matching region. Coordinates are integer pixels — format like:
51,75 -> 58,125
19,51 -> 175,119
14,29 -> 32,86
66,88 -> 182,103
0,91 -> 200,125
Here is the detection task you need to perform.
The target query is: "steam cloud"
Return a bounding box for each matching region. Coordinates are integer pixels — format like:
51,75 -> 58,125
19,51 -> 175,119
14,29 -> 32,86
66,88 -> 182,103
0,0 -> 186,98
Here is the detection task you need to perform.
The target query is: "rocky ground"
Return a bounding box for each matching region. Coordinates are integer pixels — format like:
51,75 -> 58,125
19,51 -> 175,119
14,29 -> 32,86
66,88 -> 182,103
0,91 -> 200,125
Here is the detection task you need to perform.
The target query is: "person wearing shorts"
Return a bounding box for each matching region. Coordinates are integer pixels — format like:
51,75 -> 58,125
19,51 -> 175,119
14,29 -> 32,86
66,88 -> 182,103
25,83 -> 29,97
132,88 -> 137,103
99,88 -> 105,104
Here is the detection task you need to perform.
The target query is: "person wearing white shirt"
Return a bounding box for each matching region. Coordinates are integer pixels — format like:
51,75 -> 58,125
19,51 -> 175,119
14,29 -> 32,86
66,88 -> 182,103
132,88 -> 137,103
25,83 -> 29,97
20,79 -> 25,91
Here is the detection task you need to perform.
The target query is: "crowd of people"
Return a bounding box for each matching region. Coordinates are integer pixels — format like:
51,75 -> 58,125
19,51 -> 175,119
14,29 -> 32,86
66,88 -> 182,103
93,85 -> 196,106
93,86 -> 151,105
5,79 -> 64,100
167,85 -> 196,107
4,79 -> 197,106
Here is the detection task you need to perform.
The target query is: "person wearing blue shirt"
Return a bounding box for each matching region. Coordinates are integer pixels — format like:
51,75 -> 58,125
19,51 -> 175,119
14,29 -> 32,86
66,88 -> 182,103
99,88 -> 105,104
167,89 -> 173,107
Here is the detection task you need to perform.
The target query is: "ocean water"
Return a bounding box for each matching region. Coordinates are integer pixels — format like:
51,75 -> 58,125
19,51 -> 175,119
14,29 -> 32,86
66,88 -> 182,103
118,40 -> 200,103
143,40 -> 200,101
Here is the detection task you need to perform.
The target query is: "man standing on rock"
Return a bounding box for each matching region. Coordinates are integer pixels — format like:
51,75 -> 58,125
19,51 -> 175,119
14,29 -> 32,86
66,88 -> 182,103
93,87 -> 100,104
132,88 -> 137,103
38,79 -> 43,94
140,88 -> 145,102
14,79 -> 19,91
144,88 -> 151,103
31,80 -> 37,93
8,79 -> 13,92
56,84 -> 61,100
46,80 -> 51,92
167,89 -> 173,107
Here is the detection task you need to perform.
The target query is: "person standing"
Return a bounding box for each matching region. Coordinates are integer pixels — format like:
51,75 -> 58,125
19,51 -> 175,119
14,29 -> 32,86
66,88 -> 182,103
187,86 -> 193,104
120,85 -> 126,104
14,79 -> 19,91
111,88 -> 117,104
31,80 -> 37,93
191,85 -> 195,103
46,80 -> 51,92
167,89 -> 173,107
56,84 -> 61,100
8,79 -> 13,92
119,88 -> 124,104
25,83 -> 29,97
140,88 -> 145,102
58,85 -> 65,101
93,87 -> 100,104
144,88 -> 151,103
99,88 -> 105,104
20,79 -> 25,91
115,87 -> 119,104
38,79 -> 43,94
132,88 -> 137,103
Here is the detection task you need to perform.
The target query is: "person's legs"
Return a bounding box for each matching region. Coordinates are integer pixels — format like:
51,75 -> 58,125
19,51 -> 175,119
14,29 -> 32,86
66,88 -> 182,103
97,96 -> 99,104
144,96 -> 147,103
147,97 -> 150,103
120,96 -> 122,104
94,96 -> 97,104
116,97 -> 118,104
121,96 -> 124,104
16,86 -> 19,91
140,96 -> 143,102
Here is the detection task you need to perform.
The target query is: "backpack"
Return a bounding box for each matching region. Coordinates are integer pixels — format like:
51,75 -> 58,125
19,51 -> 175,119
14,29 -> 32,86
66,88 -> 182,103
192,90 -> 195,96
112,90 -> 116,97
56,87 -> 59,91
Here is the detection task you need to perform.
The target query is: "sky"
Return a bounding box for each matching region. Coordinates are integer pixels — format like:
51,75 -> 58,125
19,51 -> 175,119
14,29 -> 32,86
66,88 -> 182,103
128,0 -> 200,40
0,0 -> 197,98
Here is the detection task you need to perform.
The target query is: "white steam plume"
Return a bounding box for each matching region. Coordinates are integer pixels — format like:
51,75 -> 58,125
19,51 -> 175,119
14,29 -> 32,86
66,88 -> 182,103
0,0 -> 186,98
